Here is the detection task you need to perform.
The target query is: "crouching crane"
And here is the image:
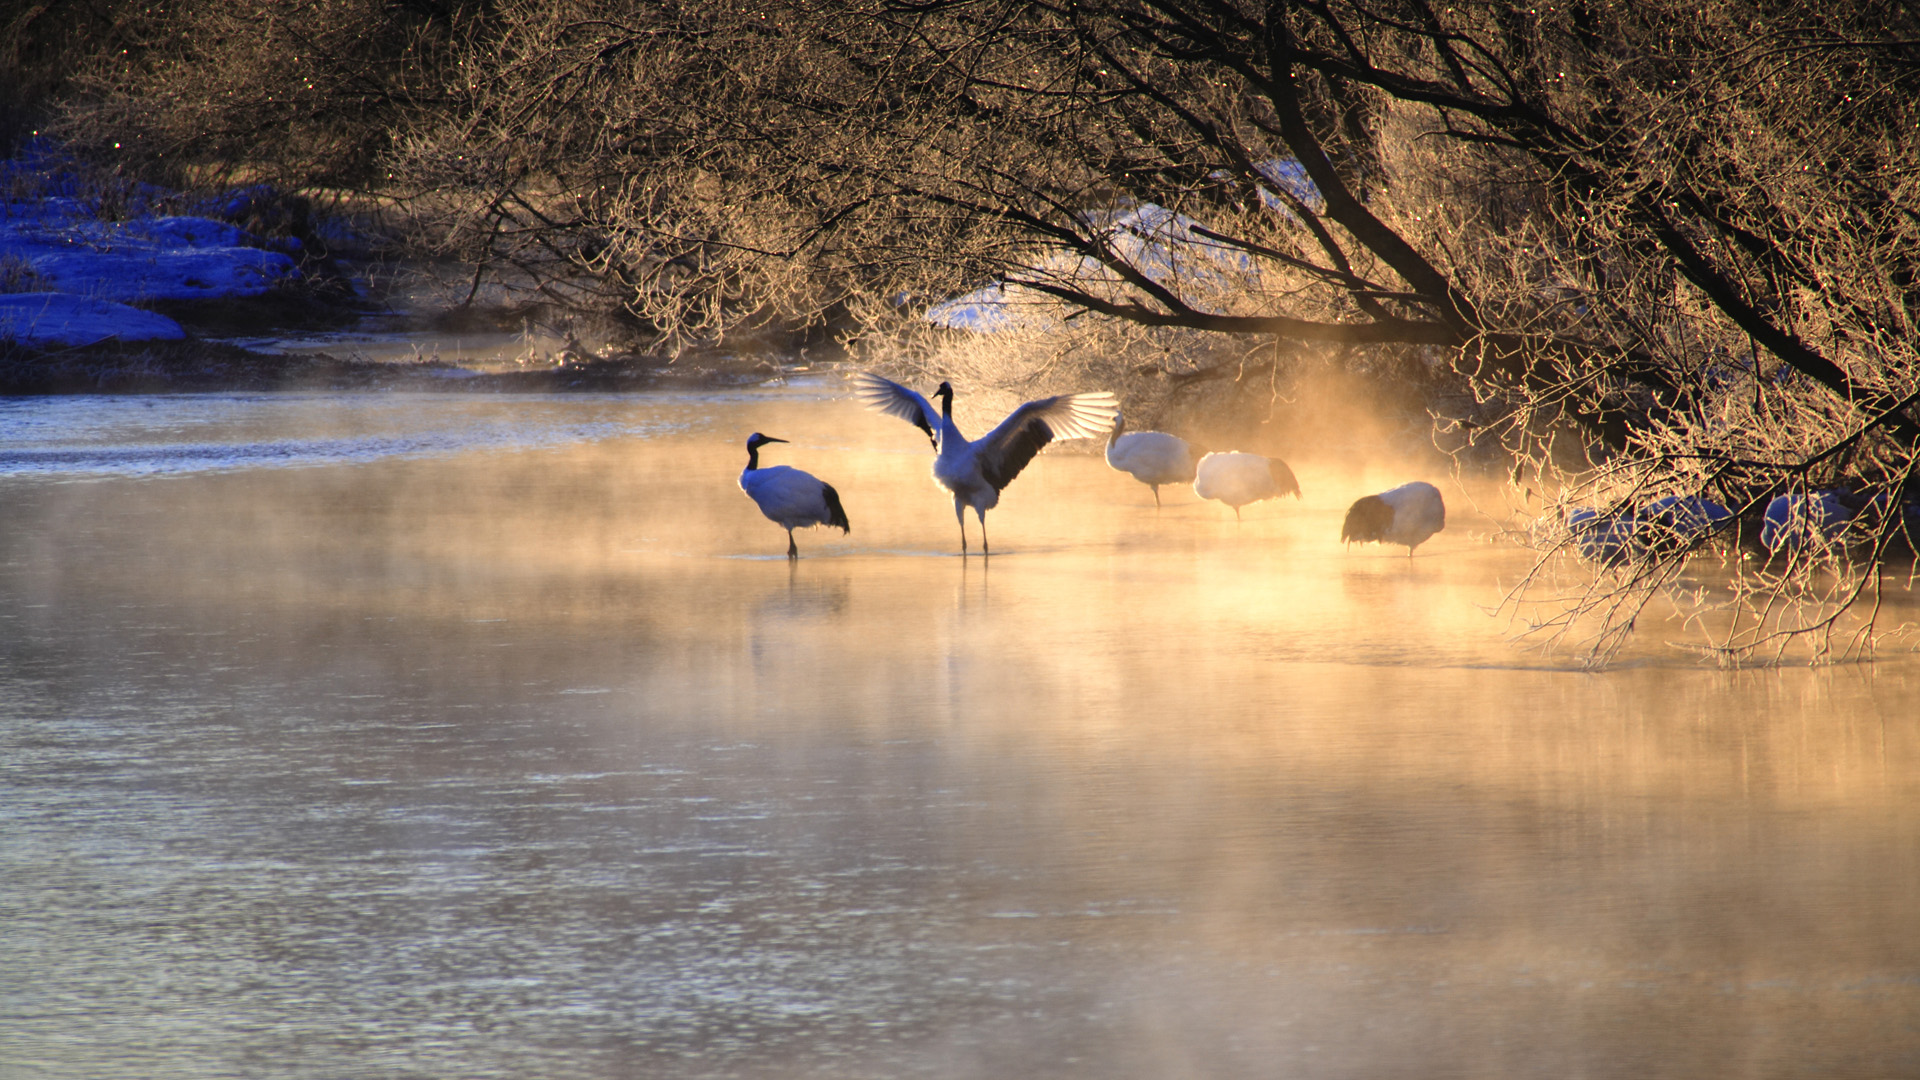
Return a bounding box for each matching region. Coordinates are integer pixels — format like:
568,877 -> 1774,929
738,433 -> 850,558
854,373 -> 1117,554
1340,481 -> 1446,556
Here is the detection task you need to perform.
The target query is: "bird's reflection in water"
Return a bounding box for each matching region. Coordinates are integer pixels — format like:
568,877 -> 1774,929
754,561 -> 852,623
952,547 -> 989,614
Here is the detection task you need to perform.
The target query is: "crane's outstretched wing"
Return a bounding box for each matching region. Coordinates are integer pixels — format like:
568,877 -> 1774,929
976,390 -> 1119,491
852,373 -> 939,447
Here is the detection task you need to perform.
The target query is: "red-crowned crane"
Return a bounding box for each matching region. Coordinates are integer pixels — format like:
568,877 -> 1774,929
1340,481 -> 1446,556
738,433 -> 850,559
1192,451 -> 1300,520
1105,411 -> 1207,508
854,373 -> 1117,554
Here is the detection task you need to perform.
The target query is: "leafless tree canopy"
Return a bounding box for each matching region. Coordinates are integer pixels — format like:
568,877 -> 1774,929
44,0 -> 1920,661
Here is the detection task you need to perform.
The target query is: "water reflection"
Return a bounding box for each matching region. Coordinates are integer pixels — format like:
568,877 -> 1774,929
2,387 -> 1919,1078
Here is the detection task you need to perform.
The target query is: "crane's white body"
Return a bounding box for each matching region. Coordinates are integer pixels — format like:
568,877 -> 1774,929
1192,451 -> 1301,520
1341,481 -> 1445,555
738,434 -> 850,558
1105,412 -> 1204,508
855,373 -> 1117,553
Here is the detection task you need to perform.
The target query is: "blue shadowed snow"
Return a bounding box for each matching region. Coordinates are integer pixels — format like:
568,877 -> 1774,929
1567,506 -> 1637,564
926,159 -> 1318,333
0,293 -> 186,346
1759,492 -> 1854,553
924,283 -> 1030,332
926,204 -> 1252,332
2,210 -> 298,303
1639,495 -> 1732,544
1257,158 -> 1321,208
136,216 -> 253,249
1,144 -> 312,347
1569,495 -> 1735,563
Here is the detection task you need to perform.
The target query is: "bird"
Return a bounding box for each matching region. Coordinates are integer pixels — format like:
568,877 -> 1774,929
1105,411 -> 1207,508
1192,451 -> 1300,520
737,433 -> 850,559
1340,481 -> 1446,555
854,372 -> 1117,554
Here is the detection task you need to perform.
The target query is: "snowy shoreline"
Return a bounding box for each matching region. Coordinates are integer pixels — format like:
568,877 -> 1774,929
0,153 -> 825,394
0,146 -> 345,354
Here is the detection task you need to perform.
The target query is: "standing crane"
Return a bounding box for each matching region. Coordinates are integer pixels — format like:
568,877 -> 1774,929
1340,481 -> 1446,555
737,433 -> 850,559
1192,451 -> 1301,520
1105,412 -> 1207,508
854,373 -> 1117,554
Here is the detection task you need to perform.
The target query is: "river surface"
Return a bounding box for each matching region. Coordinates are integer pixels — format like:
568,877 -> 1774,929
3,383 -> 1919,1079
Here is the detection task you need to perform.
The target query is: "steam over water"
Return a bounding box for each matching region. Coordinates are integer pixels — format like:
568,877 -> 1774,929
4,384 -> 1919,1079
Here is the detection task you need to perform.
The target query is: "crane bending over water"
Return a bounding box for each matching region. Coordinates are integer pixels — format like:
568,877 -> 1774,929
1192,451 -> 1301,520
854,373 -> 1117,554
1341,481 -> 1446,555
738,433 -> 850,558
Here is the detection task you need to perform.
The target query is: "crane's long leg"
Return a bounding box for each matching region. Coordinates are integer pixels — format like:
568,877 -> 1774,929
1233,505 -> 1242,522
787,529 -> 798,559
1152,484 -> 1162,510
977,507 -> 990,556
954,498 -> 968,555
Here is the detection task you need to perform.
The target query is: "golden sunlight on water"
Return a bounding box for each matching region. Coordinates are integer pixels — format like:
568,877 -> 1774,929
2,385 -> 1919,1079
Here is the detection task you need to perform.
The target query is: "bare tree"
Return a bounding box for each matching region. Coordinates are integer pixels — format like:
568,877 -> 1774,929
52,0 -> 487,191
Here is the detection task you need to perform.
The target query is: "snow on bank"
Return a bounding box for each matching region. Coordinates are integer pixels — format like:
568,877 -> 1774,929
925,202 -> 1258,333
8,211 -> 299,302
2,149 -> 311,348
926,159 -> 1318,334
0,294 -> 187,347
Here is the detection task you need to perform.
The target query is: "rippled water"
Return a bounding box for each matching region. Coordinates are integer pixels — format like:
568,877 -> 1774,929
0,394 -> 677,476
4,385 -> 1919,1079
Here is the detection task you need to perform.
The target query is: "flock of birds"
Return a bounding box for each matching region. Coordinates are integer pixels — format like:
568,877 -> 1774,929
738,373 -> 1446,559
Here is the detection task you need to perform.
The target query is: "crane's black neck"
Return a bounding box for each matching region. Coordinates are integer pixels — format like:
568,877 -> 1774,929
747,435 -> 787,470
936,382 -> 954,420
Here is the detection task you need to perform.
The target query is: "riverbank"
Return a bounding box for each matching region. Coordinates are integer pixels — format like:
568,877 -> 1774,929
0,333 -> 829,395
0,147 -> 816,394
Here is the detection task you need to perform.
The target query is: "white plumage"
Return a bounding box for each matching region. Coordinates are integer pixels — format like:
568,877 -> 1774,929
855,373 -> 1117,554
1340,481 -> 1446,555
1105,411 -> 1206,508
1192,451 -> 1301,520
738,433 -> 850,558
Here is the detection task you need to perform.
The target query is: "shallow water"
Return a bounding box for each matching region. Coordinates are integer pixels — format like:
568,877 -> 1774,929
3,384 -> 1919,1079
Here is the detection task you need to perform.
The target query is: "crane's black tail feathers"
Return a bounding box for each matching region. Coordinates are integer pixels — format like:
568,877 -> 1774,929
1341,494 -> 1392,544
1267,456 -> 1302,498
821,483 -> 851,533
